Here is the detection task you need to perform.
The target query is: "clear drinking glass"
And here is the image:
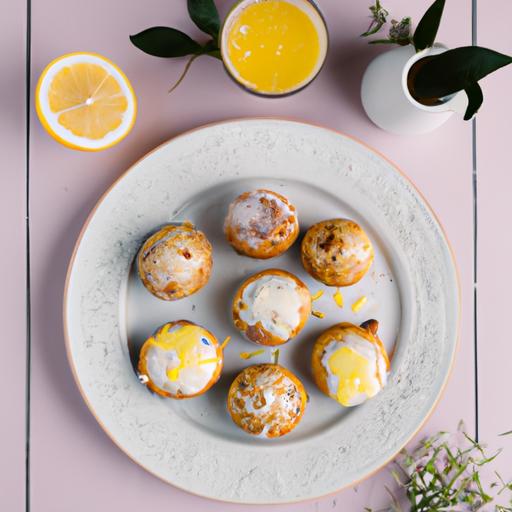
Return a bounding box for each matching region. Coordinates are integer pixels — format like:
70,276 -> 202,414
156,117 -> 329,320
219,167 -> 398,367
219,0 -> 329,98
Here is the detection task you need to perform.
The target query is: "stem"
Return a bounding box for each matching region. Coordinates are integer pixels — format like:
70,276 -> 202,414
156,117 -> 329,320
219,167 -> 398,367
168,53 -> 201,94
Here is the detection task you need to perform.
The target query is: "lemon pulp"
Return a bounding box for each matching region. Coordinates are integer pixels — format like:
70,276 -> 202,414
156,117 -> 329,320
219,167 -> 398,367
48,62 -> 128,139
226,0 -> 322,94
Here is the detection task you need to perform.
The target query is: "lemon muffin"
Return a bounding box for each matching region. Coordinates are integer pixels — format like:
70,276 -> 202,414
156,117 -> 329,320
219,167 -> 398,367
301,219 -> 374,287
138,320 -> 223,399
311,320 -> 390,407
232,269 -> 311,346
137,222 -> 212,301
224,189 -> 299,259
227,364 -> 307,438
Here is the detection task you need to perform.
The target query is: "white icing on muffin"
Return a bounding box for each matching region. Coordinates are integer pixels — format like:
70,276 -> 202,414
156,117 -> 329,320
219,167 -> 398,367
238,274 -> 302,340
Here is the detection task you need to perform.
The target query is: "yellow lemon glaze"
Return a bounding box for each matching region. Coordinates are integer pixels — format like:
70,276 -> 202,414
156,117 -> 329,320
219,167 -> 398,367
149,323 -> 215,383
157,325 -> 205,372
226,0 -> 321,93
166,367 -> 180,381
138,321 -> 223,398
327,346 -> 379,406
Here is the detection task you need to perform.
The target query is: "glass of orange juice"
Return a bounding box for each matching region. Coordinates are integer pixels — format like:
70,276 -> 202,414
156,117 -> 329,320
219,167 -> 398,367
220,0 -> 329,97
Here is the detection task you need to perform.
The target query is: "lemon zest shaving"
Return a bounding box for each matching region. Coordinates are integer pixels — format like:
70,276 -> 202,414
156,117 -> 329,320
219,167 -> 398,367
220,336 -> 231,350
311,289 -> 324,301
333,288 -> 344,308
312,310 -> 325,319
351,296 -> 368,312
239,349 -> 265,360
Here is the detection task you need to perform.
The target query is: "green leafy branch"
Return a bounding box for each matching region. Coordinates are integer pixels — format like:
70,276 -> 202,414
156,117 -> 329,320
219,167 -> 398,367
129,0 -> 221,93
360,0 -> 389,37
366,423 -> 512,512
360,0 -> 512,120
367,17 -> 413,46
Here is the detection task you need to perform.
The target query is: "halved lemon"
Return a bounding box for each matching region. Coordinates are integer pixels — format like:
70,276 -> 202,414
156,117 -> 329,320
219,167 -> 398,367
36,52 -> 137,151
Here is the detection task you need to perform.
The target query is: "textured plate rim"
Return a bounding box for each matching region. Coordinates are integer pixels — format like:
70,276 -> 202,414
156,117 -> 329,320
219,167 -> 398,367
63,117 -> 461,504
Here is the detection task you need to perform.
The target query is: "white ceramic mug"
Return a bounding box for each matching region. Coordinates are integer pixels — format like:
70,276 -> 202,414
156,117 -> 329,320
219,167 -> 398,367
361,44 -> 468,135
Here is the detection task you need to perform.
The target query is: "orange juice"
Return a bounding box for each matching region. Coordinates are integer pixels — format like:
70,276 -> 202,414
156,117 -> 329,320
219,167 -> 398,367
221,0 -> 328,95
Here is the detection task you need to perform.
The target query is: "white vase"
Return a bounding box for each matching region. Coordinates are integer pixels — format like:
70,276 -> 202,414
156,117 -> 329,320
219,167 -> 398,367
361,44 -> 469,135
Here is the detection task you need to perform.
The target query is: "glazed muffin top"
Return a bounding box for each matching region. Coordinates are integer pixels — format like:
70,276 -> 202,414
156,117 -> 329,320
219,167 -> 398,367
137,222 -> 213,301
232,269 -> 311,346
312,320 -> 390,407
301,218 -> 374,286
227,363 -> 306,438
138,320 -> 222,399
224,189 -> 299,258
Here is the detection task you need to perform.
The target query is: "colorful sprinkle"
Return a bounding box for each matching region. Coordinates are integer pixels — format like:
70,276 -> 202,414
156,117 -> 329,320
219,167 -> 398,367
240,349 -> 265,360
201,337 -> 210,346
333,288 -> 344,308
351,295 -> 368,312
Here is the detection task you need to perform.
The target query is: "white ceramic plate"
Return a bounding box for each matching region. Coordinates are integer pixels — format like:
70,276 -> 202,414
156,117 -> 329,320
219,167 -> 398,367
64,119 -> 459,504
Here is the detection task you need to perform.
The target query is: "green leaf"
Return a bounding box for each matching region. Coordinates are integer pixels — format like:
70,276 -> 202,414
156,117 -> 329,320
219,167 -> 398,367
187,0 -> 220,38
413,0 -> 446,51
130,27 -> 202,58
206,49 -> 222,59
361,23 -> 385,37
412,46 -> 512,99
202,39 -> 221,59
463,82 -> 483,120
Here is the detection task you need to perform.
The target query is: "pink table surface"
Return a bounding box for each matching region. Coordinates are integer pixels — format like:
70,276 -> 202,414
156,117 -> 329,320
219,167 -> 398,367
1,0 -> 511,510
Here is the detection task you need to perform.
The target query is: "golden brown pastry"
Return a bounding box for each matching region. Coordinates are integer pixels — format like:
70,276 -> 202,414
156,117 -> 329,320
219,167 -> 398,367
138,320 -> 223,399
224,189 -> 299,259
227,364 -> 307,438
137,222 -> 212,300
301,218 -> 374,286
232,269 -> 311,346
311,320 -> 390,407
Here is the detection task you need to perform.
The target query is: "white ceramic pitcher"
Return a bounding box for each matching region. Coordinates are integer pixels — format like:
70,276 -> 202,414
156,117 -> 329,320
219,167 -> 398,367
361,44 -> 469,135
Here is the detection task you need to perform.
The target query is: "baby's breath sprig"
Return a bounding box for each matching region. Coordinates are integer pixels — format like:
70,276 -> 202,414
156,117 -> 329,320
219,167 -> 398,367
360,0 -> 389,37
366,423 -> 512,511
361,1 -> 412,46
